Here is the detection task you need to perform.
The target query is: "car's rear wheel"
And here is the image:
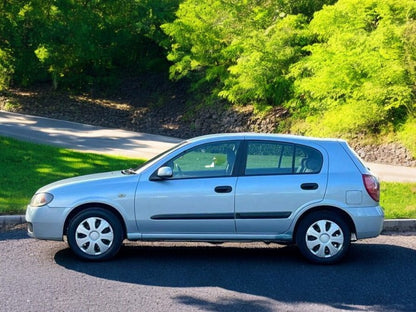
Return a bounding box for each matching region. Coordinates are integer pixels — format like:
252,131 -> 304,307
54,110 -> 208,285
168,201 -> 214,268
67,208 -> 123,261
296,211 -> 350,264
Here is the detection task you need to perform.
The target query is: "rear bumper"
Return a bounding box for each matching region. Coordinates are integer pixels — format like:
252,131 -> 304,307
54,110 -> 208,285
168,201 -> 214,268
345,205 -> 384,239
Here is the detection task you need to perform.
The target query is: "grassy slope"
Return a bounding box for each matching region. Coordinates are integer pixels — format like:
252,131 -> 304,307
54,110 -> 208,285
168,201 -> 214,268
381,182 -> 416,219
0,136 -> 145,214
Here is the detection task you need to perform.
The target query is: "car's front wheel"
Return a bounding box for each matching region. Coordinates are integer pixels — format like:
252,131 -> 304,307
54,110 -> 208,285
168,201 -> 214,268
296,211 -> 350,264
67,208 -> 123,261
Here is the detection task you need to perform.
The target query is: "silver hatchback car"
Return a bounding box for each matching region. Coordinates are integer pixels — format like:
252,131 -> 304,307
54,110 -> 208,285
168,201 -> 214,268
26,133 -> 384,264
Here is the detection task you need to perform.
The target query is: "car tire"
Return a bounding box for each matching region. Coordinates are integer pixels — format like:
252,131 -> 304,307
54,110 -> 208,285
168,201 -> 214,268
296,211 -> 350,264
67,208 -> 124,261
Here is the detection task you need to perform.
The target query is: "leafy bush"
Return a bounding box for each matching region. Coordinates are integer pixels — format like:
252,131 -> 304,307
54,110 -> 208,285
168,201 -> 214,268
398,118 -> 416,158
0,48 -> 13,90
290,0 -> 416,136
162,0 -> 333,107
0,0 -> 179,90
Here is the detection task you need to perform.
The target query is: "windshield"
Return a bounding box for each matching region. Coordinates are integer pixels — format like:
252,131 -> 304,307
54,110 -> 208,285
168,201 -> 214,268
131,140 -> 187,173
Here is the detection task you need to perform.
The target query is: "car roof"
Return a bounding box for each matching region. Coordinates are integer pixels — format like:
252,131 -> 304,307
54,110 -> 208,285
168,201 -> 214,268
186,133 -> 345,145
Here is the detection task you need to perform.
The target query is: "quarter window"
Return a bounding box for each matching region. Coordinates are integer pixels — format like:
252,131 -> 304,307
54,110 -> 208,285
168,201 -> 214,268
294,145 -> 323,174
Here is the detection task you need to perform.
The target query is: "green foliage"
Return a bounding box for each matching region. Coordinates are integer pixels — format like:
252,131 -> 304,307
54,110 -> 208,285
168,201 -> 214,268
162,0 -> 333,108
398,118 -> 416,158
0,0 -> 415,143
381,182 -> 416,219
290,0 -> 416,136
0,0 -> 179,90
163,0 -> 415,139
0,48 -> 13,90
219,15 -> 311,106
0,136 -> 145,214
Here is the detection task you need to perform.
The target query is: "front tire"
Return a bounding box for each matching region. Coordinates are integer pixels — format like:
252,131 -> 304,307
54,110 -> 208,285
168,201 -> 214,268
296,211 -> 350,264
67,208 -> 123,261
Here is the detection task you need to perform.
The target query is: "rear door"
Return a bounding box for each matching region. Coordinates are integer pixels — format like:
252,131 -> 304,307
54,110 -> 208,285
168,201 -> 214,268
235,140 -> 328,234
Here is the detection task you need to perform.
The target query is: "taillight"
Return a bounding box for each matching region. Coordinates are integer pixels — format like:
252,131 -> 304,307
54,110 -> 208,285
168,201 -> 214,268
363,174 -> 380,202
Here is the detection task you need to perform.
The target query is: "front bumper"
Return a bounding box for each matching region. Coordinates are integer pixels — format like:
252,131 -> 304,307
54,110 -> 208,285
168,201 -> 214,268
345,205 -> 384,239
25,205 -> 66,241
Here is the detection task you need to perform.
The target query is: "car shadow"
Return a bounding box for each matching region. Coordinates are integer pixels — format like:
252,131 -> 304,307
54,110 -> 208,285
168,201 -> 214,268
55,242 -> 416,311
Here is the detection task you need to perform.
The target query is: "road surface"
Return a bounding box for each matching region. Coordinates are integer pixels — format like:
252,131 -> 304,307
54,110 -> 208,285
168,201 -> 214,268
1,228 -> 416,312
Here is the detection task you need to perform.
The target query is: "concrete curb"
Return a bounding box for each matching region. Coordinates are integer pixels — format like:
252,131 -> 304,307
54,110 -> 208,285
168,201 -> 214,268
0,215 -> 26,233
382,219 -> 416,233
0,215 -> 415,234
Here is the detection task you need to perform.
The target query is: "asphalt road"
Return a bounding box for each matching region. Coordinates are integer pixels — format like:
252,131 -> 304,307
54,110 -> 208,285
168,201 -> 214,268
1,110 -> 416,182
1,228 -> 415,312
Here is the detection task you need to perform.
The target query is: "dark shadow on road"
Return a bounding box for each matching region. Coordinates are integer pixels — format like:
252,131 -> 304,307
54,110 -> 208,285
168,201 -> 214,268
175,296 -> 273,312
55,242 -> 416,311
0,228 -> 30,241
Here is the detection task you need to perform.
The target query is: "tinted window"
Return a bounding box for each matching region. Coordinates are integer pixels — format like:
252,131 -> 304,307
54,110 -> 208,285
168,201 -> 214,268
294,145 -> 323,174
245,142 -> 294,175
165,141 -> 240,179
245,141 -> 322,175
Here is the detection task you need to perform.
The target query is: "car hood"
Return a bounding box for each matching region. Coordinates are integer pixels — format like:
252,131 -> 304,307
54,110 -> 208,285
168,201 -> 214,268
36,170 -> 133,193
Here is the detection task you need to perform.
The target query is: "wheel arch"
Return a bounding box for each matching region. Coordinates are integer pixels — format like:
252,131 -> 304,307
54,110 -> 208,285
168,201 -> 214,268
293,206 -> 357,241
63,203 -> 127,239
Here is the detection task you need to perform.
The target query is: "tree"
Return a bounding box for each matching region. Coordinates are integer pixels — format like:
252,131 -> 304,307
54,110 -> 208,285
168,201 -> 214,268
162,0 -> 333,107
290,0 -> 416,136
0,0 -> 179,90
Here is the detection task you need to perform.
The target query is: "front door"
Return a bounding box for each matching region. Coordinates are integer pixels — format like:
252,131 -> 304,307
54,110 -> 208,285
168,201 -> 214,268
135,140 -> 240,237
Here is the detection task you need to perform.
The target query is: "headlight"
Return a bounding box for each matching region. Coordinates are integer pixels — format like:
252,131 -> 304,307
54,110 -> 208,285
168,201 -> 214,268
30,193 -> 54,207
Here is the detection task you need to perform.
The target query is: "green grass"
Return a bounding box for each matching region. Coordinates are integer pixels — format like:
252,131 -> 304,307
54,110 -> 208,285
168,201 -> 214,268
1,136 -> 415,219
0,136 -> 145,214
381,182 -> 416,219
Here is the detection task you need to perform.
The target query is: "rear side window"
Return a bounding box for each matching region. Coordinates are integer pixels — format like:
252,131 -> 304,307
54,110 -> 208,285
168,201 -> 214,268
245,141 -> 323,175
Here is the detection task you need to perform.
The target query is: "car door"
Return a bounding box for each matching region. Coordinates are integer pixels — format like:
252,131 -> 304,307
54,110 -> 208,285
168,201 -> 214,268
235,140 -> 328,234
135,140 -> 240,238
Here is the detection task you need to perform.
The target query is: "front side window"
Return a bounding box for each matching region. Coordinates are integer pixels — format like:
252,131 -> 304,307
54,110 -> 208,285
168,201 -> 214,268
245,141 -> 323,175
165,141 -> 240,179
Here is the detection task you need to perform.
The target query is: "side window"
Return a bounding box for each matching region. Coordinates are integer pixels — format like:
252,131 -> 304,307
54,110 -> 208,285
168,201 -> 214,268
245,142 -> 294,175
244,141 -> 323,175
166,141 -> 240,179
294,145 -> 323,174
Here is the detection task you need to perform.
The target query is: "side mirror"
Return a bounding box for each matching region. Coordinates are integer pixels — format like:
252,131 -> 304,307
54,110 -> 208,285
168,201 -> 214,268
157,166 -> 173,179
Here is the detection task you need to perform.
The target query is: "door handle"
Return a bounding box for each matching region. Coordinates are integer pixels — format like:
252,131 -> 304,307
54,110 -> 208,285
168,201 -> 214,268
215,186 -> 233,193
301,183 -> 319,190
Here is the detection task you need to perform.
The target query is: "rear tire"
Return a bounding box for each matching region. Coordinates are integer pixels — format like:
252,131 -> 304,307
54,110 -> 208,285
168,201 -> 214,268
67,208 -> 123,261
296,211 -> 350,264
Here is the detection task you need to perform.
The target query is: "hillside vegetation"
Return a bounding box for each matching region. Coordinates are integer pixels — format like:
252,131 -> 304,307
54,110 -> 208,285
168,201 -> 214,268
0,0 -> 415,156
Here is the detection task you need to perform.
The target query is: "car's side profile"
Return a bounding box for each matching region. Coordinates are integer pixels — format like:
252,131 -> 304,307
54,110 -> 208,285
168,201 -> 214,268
26,133 -> 384,264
